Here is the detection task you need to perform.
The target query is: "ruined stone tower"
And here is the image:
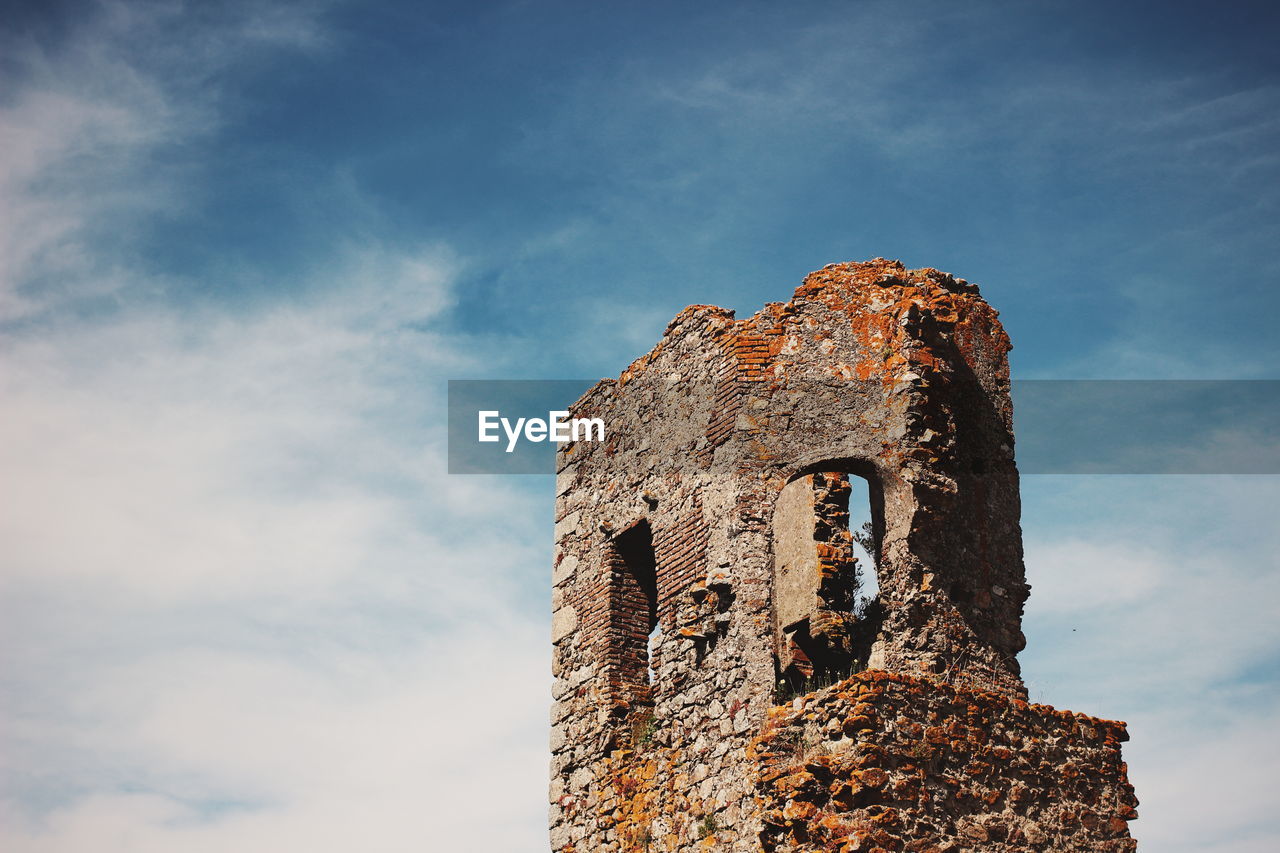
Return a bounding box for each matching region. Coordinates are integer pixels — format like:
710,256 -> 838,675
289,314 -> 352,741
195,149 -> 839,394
549,260 -> 1137,851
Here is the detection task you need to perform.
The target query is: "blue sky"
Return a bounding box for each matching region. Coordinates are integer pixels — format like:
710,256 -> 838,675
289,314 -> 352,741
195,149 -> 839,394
1,1 -> 1278,850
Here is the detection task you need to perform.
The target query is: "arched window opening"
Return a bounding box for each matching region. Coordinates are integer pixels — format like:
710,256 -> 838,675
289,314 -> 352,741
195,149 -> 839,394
773,468 -> 883,695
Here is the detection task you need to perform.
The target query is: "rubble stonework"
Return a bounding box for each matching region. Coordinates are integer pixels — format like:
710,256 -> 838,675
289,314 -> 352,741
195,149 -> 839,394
752,672 -> 1137,851
549,260 -> 1137,851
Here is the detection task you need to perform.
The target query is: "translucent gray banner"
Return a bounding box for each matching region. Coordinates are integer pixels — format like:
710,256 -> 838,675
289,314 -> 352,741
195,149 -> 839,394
447,379 -> 1280,475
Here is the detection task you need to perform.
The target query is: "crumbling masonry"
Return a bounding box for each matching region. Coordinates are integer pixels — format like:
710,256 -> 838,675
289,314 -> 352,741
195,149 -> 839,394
550,260 -> 1138,851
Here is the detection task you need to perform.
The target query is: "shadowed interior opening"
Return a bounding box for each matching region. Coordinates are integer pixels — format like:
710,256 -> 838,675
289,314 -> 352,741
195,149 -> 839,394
609,520 -> 658,703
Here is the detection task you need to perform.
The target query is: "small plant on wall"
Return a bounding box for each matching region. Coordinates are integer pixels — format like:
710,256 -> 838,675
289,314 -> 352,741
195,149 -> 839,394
631,709 -> 658,747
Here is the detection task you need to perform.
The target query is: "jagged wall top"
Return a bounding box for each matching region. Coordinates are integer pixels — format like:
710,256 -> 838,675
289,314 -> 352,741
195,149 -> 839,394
615,259 -> 1010,421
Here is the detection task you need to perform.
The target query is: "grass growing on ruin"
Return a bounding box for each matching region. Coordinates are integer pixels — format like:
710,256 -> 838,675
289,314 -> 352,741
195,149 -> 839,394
631,709 -> 658,746
774,660 -> 865,704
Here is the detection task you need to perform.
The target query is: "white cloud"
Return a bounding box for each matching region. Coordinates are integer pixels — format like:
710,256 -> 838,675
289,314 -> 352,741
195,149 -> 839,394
1023,539 -> 1164,613
0,0 -> 333,321
2,260 -> 456,592
0,4 -> 552,852
0,240 -> 554,850
1127,697 -> 1280,853
1021,476 -> 1280,851
2,632 -> 550,853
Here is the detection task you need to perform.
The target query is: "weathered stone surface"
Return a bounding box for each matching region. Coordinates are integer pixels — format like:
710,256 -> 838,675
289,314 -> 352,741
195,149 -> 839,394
548,260 -> 1136,851
752,671 -> 1137,852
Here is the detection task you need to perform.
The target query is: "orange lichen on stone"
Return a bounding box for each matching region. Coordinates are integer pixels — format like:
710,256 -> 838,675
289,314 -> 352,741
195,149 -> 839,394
751,671 -> 1137,853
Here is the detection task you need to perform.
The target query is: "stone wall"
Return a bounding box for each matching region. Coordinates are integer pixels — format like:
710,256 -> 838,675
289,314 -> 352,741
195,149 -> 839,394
548,260 -> 1136,851
754,671 -> 1137,852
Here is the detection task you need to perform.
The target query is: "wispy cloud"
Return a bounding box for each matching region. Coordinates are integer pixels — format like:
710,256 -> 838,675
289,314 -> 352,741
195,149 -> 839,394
0,3 -> 551,851
497,1 -> 1280,377
0,0 -> 331,320
1,259 -> 554,852
0,238 -> 556,846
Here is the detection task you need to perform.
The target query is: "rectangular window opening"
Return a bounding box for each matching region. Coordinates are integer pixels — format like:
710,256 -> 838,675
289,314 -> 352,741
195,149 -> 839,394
609,520 -> 659,705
